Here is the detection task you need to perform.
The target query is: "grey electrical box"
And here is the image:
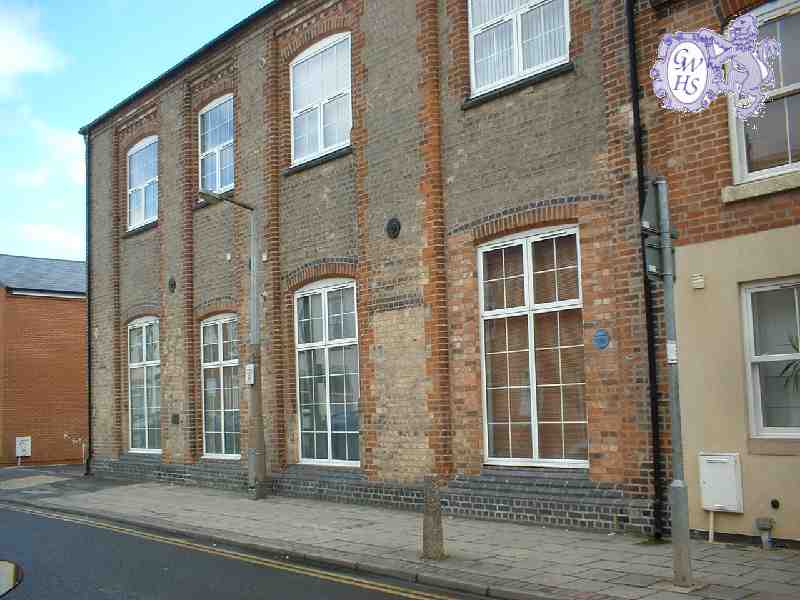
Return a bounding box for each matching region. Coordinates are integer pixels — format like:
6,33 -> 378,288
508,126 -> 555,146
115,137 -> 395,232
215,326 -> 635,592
699,452 -> 743,513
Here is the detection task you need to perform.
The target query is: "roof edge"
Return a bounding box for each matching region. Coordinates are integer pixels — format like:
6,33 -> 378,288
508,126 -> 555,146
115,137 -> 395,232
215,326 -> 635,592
79,0 -> 284,135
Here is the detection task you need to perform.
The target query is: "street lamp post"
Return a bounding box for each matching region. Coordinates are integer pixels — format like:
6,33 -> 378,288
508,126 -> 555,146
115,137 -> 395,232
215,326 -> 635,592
199,190 -> 268,499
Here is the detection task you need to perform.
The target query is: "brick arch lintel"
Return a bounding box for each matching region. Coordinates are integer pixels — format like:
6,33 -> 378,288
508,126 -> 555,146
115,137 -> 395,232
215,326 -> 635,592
447,193 -> 605,245
279,13 -> 352,62
284,257 -> 359,293
717,0 -> 772,24
123,303 -> 161,326
194,296 -> 239,323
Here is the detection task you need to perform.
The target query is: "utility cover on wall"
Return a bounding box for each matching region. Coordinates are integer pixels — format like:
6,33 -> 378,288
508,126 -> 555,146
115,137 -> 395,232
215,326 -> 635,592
699,452 -> 743,513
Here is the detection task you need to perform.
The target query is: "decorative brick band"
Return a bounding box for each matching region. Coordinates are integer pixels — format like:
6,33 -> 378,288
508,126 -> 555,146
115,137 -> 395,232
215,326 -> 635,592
368,293 -> 424,315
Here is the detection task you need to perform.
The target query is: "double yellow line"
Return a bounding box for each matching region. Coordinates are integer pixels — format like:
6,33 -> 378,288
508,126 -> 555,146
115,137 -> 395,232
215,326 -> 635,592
0,503 -> 456,600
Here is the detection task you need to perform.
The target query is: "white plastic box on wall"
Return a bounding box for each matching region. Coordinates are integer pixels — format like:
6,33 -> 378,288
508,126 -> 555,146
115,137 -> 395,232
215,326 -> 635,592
698,452 -> 743,513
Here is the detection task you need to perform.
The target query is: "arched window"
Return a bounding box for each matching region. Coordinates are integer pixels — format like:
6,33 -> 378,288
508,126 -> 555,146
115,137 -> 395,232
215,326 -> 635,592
295,279 -> 360,464
478,225 -> 587,466
199,94 -> 235,193
128,317 -> 160,451
290,32 -> 352,165
127,136 -> 158,230
201,313 -> 240,457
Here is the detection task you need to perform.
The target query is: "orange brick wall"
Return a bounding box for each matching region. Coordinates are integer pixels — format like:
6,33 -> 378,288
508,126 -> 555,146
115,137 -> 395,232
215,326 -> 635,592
0,290 -> 87,465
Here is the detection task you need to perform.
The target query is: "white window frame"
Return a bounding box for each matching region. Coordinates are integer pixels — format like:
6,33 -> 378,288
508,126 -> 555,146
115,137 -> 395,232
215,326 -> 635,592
294,278 -> 360,466
468,0 -> 571,98
128,316 -> 161,453
728,0 -> 800,184
126,136 -> 158,231
290,32 -> 352,166
742,277 -> 800,439
201,313 -> 241,459
478,225 -> 587,468
198,94 -> 235,194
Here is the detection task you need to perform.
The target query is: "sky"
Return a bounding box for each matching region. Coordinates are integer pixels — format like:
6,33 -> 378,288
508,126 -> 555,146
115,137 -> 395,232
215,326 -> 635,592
0,0 -> 269,261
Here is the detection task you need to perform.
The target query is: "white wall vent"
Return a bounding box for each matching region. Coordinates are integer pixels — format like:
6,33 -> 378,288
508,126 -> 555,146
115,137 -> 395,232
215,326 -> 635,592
698,452 -> 743,513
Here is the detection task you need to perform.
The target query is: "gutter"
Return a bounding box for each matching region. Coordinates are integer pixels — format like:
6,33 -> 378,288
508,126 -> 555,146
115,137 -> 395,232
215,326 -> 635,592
6,288 -> 86,298
626,0 -> 664,538
84,132 -> 93,477
78,0 -> 284,135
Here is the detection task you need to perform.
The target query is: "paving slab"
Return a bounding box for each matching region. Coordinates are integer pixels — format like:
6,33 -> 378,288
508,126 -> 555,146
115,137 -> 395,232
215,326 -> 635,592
697,584 -> 755,600
602,585 -> 659,599
609,574 -> 664,588
743,580 -> 800,595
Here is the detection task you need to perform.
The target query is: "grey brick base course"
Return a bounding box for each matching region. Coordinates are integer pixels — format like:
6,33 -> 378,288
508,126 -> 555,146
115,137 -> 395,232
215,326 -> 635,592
92,459 -> 657,534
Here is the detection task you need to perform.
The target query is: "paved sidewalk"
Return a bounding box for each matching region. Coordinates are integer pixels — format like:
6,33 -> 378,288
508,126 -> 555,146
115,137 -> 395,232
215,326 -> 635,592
1,466 -> 798,600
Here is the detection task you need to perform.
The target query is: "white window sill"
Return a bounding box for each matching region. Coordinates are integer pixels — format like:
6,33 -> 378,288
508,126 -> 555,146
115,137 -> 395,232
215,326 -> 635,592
285,145 -> 352,176
129,449 -> 161,455
202,454 -> 242,461
464,61 -> 574,111
485,459 -> 589,469
299,459 -> 361,468
125,219 -> 158,236
722,169 -> 800,203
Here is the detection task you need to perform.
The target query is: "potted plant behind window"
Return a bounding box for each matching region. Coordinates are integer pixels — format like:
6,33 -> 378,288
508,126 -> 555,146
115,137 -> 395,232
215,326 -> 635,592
781,335 -> 800,392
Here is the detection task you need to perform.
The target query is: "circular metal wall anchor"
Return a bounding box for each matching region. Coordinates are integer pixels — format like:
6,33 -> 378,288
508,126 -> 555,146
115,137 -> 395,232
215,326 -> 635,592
385,217 -> 401,239
168,277 -> 177,293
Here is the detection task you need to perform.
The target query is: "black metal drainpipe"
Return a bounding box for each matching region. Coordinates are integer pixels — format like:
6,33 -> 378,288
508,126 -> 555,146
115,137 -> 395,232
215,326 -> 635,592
84,131 -> 93,477
626,0 -> 663,539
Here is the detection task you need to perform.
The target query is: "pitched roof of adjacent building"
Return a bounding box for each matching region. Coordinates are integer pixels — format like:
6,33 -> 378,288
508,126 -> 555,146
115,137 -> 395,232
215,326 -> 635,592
0,254 -> 87,295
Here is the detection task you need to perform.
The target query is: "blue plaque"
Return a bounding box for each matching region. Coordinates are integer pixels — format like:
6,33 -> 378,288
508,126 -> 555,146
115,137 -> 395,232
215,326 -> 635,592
592,329 -> 610,350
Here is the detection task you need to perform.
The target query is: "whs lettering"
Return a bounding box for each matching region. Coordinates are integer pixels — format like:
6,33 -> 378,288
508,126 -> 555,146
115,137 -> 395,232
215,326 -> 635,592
672,48 -> 705,95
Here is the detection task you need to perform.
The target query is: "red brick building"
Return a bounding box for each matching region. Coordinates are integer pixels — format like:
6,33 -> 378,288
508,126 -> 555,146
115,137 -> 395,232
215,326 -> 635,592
80,0 -> 799,539
635,0 -> 800,542
0,255 -> 88,466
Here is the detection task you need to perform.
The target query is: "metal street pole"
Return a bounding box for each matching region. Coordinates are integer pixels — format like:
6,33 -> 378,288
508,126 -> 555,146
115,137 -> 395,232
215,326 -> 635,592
199,191 -> 268,499
654,177 -> 692,587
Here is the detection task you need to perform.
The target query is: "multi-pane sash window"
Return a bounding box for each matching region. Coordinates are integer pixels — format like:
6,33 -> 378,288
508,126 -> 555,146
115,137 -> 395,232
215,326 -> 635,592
733,2 -> 800,180
295,280 -> 360,464
291,33 -> 352,165
479,227 -> 587,465
469,0 -> 570,96
201,314 -> 241,456
199,95 -> 235,193
127,136 -> 158,230
743,279 -> 800,437
128,317 -> 160,451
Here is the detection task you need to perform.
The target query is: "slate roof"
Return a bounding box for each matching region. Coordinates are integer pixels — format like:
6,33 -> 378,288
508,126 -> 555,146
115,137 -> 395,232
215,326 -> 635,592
0,254 -> 86,295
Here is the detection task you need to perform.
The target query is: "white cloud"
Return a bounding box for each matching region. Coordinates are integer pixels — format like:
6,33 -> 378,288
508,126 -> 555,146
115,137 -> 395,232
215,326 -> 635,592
0,5 -> 64,96
14,165 -> 49,188
32,120 -> 85,185
20,223 -> 84,260
10,120 -> 85,191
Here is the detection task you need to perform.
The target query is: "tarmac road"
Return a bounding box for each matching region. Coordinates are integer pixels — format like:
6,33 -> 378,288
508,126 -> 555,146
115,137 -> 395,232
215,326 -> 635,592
0,504 -> 468,600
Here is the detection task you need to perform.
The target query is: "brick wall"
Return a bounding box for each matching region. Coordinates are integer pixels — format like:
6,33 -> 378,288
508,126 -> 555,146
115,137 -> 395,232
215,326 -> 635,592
0,292 -> 87,465
85,0 -> 683,534
636,0 -> 800,245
